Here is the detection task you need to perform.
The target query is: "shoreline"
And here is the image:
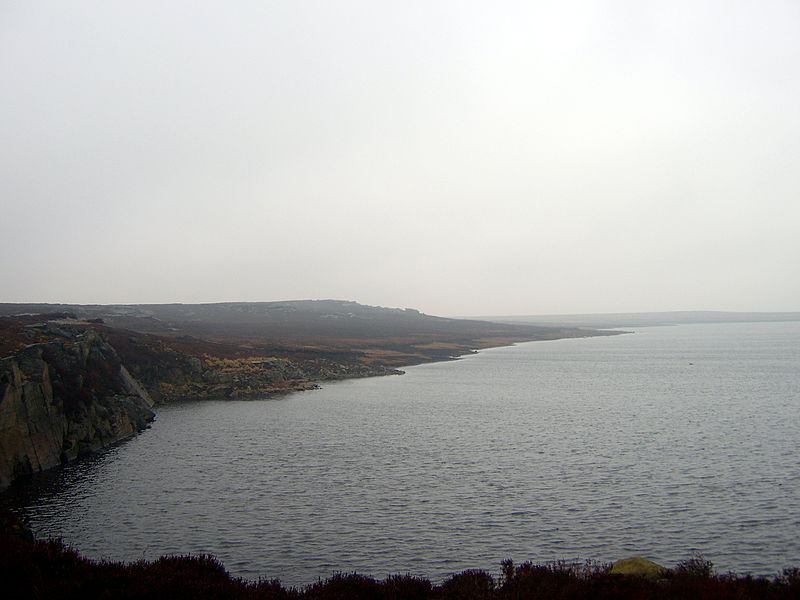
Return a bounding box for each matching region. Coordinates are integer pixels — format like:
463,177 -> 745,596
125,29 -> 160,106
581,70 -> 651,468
0,310 -> 617,489
3,322 -> 798,592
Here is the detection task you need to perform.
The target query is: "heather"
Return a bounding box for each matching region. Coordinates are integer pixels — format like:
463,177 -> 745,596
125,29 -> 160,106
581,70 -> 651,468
2,531 -> 798,599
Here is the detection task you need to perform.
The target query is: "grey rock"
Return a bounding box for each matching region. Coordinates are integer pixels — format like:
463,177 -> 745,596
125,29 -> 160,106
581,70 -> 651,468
0,330 -> 154,489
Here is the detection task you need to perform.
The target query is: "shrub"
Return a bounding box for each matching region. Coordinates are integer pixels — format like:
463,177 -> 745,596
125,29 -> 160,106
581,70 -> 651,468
439,569 -> 495,600
674,553 -> 714,578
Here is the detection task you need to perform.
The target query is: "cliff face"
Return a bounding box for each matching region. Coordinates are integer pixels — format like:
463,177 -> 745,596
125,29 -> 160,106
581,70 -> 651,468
0,319 -> 398,488
0,329 -> 154,489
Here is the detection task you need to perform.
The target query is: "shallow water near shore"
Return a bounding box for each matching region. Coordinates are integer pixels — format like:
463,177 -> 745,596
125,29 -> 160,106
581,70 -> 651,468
4,321 -> 800,585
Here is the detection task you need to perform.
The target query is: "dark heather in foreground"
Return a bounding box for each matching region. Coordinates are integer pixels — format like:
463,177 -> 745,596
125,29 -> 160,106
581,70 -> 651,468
1,515 -> 798,600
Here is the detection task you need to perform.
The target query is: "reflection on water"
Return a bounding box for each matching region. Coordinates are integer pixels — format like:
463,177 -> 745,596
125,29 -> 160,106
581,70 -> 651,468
3,322 -> 800,586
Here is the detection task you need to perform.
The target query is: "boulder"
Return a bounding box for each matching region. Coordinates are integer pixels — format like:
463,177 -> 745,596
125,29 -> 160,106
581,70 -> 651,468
610,556 -> 666,579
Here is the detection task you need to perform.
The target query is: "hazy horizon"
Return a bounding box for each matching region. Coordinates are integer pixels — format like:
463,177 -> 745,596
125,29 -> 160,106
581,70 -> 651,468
3,1 -> 799,316
3,298 -> 800,322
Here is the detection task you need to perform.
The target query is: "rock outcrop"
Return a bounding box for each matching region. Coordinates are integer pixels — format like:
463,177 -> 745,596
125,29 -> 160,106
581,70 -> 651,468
105,331 -> 401,404
0,318 -> 401,488
610,556 -> 667,579
0,329 -> 154,489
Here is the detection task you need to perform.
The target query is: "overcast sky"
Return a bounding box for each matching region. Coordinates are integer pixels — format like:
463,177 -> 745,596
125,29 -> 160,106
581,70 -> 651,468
1,1 -> 798,316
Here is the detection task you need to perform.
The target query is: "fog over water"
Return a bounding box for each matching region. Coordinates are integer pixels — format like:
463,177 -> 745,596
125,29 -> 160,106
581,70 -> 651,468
2,1 -> 799,315
7,322 -> 800,585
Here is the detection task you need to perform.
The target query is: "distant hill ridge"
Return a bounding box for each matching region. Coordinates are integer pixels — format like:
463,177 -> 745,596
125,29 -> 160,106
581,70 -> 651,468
0,300 -> 596,344
480,310 -> 800,329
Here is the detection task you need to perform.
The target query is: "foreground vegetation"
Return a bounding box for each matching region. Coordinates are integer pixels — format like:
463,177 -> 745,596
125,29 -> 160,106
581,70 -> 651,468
2,526 -> 798,599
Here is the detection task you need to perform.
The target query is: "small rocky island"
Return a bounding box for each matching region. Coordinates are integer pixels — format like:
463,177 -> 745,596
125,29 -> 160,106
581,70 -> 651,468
0,300 -> 613,488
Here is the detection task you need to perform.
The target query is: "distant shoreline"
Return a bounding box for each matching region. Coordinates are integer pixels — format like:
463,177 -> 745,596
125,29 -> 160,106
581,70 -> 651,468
477,310 -> 800,330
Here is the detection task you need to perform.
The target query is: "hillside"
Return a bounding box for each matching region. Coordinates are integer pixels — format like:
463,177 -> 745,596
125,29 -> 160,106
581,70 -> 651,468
0,300 -> 610,367
0,301 -> 614,487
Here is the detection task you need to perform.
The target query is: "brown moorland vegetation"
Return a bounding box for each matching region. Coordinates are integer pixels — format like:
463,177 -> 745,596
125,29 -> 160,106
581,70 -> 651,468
0,301 -> 617,368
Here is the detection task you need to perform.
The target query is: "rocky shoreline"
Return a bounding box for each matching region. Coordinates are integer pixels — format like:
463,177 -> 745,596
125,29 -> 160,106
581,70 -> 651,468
0,302 -> 615,489
0,328 -> 154,489
0,320 -> 400,489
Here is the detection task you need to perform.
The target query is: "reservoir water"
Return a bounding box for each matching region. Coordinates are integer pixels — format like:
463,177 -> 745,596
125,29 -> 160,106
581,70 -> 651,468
3,322 -> 800,585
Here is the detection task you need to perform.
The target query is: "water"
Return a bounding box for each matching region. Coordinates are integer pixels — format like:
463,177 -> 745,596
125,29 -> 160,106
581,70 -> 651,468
3,322 -> 800,585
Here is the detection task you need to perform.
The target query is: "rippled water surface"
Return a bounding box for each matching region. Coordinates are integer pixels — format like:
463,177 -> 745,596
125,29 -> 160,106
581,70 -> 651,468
4,322 -> 800,584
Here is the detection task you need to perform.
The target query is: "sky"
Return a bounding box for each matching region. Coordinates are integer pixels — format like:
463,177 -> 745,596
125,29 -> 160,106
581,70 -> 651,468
1,1 -> 799,316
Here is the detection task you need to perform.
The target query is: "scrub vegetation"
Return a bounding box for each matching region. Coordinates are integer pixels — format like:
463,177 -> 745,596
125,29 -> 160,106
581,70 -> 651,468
2,524 -> 798,600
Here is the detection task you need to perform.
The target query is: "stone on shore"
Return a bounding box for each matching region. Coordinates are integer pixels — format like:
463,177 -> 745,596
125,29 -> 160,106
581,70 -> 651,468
610,556 -> 666,578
